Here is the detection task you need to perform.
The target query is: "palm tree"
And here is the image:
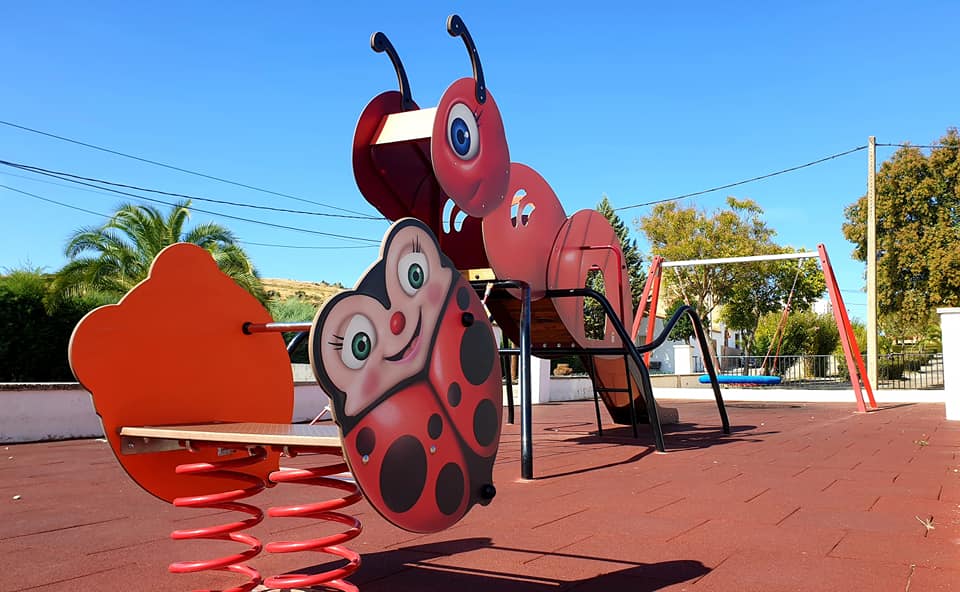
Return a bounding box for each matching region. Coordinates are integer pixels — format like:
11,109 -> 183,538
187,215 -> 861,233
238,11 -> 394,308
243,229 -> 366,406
51,200 -> 265,304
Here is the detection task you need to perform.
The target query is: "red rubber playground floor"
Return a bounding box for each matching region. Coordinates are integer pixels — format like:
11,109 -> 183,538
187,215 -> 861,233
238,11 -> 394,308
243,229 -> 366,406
3,399 -> 960,591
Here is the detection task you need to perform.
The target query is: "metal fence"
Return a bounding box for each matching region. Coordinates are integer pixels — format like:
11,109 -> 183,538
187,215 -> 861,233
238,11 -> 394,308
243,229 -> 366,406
692,352 -> 943,390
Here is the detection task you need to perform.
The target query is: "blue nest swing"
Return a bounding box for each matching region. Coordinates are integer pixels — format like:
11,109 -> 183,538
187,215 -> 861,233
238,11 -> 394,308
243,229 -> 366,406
698,374 -> 781,385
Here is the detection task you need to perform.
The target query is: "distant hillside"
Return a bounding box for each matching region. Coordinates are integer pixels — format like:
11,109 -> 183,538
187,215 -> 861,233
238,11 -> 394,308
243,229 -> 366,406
262,278 -> 345,305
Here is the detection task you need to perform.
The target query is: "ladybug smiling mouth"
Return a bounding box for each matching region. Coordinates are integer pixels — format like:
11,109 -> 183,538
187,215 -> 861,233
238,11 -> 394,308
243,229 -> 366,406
384,312 -> 423,363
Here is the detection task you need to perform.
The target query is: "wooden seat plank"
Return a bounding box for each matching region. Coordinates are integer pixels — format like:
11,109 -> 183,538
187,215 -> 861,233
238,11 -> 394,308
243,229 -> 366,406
121,423 -> 342,448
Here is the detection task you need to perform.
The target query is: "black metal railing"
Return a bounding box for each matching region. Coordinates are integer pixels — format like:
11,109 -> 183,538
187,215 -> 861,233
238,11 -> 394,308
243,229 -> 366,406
691,353 -> 943,390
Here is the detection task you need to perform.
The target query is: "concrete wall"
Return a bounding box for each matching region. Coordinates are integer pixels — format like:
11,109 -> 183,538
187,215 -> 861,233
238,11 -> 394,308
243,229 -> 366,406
1,375 -> 333,444
4,363 -> 951,443
938,308 -> 959,420
1,384 -> 103,443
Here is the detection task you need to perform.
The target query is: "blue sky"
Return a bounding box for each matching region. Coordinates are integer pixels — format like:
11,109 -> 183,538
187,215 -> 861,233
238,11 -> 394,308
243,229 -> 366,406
2,1 -> 958,321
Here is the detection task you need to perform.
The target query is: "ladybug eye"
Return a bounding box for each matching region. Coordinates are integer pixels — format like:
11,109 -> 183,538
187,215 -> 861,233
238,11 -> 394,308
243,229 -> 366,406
398,251 -> 429,296
341,314 -> 376,370
447,103 -> 479,160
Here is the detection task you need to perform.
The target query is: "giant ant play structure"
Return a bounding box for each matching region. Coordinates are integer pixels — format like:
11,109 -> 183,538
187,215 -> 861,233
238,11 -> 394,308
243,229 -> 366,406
68,15 -> 868,591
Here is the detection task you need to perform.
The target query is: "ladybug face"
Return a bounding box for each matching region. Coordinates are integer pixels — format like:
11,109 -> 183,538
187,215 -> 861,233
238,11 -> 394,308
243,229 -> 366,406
310,218 -> 502,533
431,77 -> 510,219
314,222 -> 453,417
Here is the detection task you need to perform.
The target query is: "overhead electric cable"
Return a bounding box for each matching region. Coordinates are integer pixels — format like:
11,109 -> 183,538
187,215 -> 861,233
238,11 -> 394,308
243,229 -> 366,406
4,171 -> 380,243
614,145 -> 868,211
876,143 -> 960,149
0,119 -> 378,217
241,241 -> 378,250
0,159 -> 382,220
1,183 -> 378,251
1,184 -> 110,218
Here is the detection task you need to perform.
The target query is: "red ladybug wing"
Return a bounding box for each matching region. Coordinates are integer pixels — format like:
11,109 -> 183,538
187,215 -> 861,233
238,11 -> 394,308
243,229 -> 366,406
428,276 -> 503,460
341,381 -> 470,534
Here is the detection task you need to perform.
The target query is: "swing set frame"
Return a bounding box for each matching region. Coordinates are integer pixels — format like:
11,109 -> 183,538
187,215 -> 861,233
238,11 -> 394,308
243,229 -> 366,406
631,245 -> 877,413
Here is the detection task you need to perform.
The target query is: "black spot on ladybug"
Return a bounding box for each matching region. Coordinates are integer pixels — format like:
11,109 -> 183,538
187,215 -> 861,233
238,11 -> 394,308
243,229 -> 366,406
379,435 -> 427,514
435,462 -> 465,516
473,399 -> 499,447
461,312 -> 475,326
456,286 -> 471,311
356,427 -> 375,457
428,413 -> 443,439
448,382 -> 462,407
460,324 -> 496,385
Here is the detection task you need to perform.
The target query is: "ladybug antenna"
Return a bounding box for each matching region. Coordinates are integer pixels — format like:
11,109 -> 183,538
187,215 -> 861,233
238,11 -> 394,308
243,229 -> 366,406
370,32 -> 415,111
446,14 -> 486,104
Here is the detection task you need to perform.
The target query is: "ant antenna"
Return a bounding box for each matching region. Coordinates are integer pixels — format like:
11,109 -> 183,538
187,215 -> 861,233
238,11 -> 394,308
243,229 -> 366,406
371,32 -> 415,111
446,15 -> 486,104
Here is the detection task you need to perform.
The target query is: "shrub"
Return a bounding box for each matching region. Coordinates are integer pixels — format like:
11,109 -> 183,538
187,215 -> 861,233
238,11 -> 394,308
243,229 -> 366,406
879,356 -> 905,380
0,269 -> 112,382
267,296 -> 320,363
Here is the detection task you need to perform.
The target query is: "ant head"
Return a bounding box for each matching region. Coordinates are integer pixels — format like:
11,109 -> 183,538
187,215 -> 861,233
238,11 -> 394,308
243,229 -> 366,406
431,15 -> 510,220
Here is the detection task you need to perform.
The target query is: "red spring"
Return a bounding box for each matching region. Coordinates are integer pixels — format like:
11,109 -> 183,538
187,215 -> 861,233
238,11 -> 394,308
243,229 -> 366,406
169,445 -> 268,592
265,447 -> 363,591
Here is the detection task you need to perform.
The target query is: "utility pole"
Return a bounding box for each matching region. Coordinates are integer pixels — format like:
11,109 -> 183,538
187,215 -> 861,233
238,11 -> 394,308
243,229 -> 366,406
866,136 -> 878,389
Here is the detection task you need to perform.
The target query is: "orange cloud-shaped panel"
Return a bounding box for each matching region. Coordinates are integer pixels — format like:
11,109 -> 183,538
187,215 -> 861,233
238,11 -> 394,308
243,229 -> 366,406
69,243 -> 294,502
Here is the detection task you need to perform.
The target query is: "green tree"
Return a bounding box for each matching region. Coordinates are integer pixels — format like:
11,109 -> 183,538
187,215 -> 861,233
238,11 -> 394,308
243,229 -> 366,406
842,128 -> 960,338
662,298 -> 703,343
752,311 -> 840,376
51,200 -> 265,304
638,196 -> 779,363
584,195 -> 646,340
720,253 -> 825,354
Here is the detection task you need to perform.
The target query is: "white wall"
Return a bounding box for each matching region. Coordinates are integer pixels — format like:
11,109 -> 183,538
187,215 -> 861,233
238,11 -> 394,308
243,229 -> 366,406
1,385 -> 103,443
938,308 -> 960,420
1,377 -> 332,444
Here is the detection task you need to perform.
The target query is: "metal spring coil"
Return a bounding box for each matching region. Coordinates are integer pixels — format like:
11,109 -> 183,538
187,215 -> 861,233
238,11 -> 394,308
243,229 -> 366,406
169,445 -> 268,592
265,446 -> 363,591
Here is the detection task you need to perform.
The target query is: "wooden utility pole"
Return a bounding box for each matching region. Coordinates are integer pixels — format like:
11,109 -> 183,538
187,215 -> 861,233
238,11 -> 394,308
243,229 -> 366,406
866,136 -> 878,389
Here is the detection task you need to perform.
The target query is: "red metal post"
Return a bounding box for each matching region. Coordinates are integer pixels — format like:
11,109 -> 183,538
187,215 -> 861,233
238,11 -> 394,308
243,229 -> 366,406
243,322 -> 313,334
632,255 -> 662,343
818,244 -> 876,411
643,261 -> 664,365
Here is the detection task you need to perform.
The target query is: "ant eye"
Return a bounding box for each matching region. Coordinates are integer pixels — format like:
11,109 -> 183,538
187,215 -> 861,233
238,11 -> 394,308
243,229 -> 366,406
341,314 -> 376,369
398,251 -> 429,296
447,103 -> 479,160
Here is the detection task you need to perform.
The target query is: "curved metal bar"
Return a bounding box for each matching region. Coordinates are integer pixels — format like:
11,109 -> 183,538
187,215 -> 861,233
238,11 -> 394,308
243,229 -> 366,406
681,309 -> 730,434
286,331 -> 309,356
632,304 -> 729,434
370,32 -> 415,111
544,287 -> 664,452
491,279 -> 532,478
446,14 -> 487,104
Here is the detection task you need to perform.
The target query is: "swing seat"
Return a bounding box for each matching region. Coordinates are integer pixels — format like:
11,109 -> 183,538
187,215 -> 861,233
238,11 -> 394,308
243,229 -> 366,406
698,374 -> 782,385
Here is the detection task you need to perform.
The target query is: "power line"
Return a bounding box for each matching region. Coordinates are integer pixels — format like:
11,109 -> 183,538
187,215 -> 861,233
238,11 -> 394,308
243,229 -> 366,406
0,159 -> 383,220
0,119 -> 377,217
1,177 -> 380,243
614,145 -> 868,212
1,183 -> 110,218
1,183 -> 382,250
241,240 -> 378,250
876,143 -> 960,150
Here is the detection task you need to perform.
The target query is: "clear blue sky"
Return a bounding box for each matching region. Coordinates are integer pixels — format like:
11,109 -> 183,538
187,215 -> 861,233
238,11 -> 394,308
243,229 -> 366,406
3,1 -> 958,321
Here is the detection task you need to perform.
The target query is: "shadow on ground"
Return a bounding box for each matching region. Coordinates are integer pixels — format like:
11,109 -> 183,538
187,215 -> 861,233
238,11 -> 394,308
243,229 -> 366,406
556,421 -> 773,450
293,537 -> 710,591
